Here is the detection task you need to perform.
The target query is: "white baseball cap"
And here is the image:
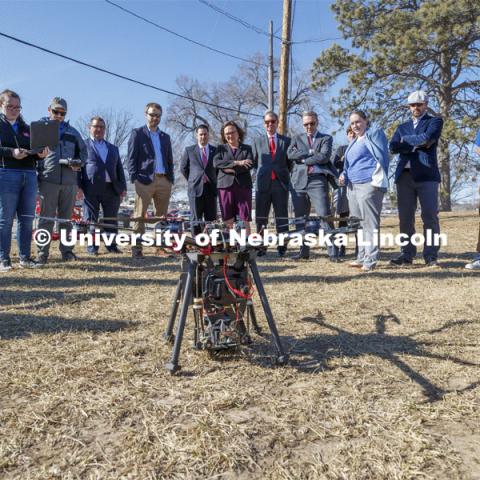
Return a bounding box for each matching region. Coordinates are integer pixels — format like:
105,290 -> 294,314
407,90 -> 428,105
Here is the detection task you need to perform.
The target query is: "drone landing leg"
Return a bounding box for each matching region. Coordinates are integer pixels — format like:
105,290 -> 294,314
248,258 -> 289,366
165,261 -> 197,374
163,273 -> 185,343
246,299 -> 262,335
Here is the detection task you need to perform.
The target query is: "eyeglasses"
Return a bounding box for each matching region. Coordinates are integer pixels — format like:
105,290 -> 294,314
265,120 -> 277,125
303,122 -> 316,127
91,124 -> 105,129
147,112 -> 161,118
409,103 -> 424,107
52,109 -> 66,116
5,104 -> 22,111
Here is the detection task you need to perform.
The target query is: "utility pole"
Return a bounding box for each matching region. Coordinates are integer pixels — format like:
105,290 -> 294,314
278,0 -> 292,134
268,20 -> 274,112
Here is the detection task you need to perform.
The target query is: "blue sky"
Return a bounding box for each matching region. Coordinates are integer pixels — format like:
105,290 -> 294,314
0,0 -> 342,134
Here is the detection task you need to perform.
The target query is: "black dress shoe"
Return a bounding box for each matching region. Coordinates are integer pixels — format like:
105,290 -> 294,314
390,256 -> 413,266
257,249 -> 267,257
61,251 -> 78,262
291,253 -> 310,261
107,246 -> 122,254
329,257 -> 341,263
277,247 -> 286,258
131,249 -> 144,259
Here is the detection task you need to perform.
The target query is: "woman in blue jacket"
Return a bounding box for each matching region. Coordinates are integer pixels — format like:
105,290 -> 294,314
339,110 -> 390,271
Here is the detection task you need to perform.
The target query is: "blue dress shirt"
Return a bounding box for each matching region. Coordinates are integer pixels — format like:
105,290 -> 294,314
149,129 -> 165,174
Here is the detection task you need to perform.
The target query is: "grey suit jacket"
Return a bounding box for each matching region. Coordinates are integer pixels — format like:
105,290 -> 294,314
252,134 -> 292,192
287,131 -> 337,191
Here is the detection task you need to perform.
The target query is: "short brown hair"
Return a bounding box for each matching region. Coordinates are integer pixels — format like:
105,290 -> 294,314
89,116 -> 106,127
220,120 -> 245,144
264,111 -> 278,121
0,89 -> 20,108
145,102 -> 162,114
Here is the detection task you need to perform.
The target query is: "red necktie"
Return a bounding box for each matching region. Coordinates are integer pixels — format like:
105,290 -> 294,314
269,136 -> 276,180
307,135 -> 314,175
202,147 -> 209,183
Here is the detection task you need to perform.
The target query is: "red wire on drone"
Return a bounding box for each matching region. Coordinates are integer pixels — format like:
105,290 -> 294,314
222,256 -> 255,300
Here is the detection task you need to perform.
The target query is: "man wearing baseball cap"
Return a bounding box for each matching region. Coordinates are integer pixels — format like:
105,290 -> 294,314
36,97 -> 87,263
389,90 -> 444,267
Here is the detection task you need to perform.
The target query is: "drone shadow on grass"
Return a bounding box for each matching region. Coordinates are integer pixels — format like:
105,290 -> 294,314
0,273 -> 177,289
247,312 -> 480,402
0,287 -> 135,340
0,310 -> 133,340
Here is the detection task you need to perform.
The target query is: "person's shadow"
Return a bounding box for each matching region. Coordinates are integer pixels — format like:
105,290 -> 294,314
249,311 -> 479,402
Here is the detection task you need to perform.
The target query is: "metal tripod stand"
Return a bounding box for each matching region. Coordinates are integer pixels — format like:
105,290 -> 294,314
163,250 -> 289,374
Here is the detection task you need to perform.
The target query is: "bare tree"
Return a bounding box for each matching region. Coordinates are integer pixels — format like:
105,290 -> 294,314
76,107 -> 134,159
165,53 -> 320,144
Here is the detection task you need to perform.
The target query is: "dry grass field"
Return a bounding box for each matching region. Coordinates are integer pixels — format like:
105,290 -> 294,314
1,211 -> 479,480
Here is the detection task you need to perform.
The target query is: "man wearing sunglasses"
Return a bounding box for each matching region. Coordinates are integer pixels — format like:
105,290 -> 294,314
37,97 -> 87,264
127,102 -> 174,258
389,90 -> 444,267
287,111 -> 339,261
252,111 -> 292,257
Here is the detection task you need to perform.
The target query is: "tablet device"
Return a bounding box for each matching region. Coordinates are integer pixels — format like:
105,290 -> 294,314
29,119 -> 59,154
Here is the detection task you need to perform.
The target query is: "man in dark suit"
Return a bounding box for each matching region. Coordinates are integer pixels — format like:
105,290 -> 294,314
253,111 -> 292,257
287,111 -> 339,260
127,102 -> 174,258
389,90 -> 444,267
79,116 -> 127,255
180,124 -> 217,230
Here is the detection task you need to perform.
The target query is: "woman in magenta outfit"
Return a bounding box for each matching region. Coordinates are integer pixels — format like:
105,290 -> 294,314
213,121 -> 254,231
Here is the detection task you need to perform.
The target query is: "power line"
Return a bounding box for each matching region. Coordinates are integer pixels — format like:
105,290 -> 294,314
198,0 -> 282,40
0,31 -> 263,118
291,36 -> 343,44
105,0 -> 266,67
198,0 -> 342,45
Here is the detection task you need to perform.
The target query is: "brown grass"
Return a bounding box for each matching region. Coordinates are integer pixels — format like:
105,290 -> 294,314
0,211 -> 479,479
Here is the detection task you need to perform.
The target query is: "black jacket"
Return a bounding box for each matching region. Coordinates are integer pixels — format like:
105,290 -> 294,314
0,114 -> 39,170
213,143 -> 253,189
333,144 -> 348,173
252,134 -> 292,193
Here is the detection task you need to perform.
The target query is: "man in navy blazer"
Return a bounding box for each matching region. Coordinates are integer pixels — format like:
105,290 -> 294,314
389,90 -> 444,266
180,124 -> 217,228
252,111 -> 292,257
127,102 -> 174,258
79,116 -> 127,254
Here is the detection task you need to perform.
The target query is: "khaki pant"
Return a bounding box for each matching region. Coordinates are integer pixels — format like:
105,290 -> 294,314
133,175 -> 172,239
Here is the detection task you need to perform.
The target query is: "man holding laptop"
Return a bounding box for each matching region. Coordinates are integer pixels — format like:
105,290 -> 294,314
36,97 -> 87,264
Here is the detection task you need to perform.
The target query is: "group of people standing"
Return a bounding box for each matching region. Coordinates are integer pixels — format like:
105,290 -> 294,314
1,88 -> 479,271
